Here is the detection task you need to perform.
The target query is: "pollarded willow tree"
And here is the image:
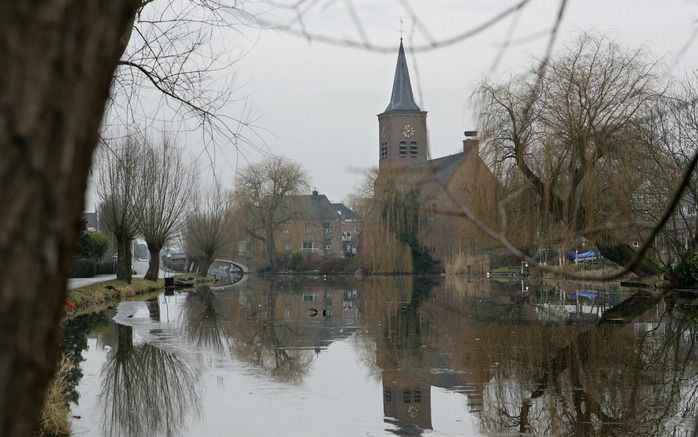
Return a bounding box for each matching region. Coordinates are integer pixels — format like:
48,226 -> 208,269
477,34 -> 665,276
234,158 -> 308,268
183,185 -> 232,276
97,136 -> 141,283
136,134 -> 198,280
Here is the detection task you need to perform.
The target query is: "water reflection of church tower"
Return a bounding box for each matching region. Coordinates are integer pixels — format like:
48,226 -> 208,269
382,370 -> 432,432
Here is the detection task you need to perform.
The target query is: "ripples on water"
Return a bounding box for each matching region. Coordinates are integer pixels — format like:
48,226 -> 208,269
62,276 -> 698,436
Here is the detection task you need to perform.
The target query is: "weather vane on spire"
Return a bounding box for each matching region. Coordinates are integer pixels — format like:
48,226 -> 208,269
400,19 -> 404,40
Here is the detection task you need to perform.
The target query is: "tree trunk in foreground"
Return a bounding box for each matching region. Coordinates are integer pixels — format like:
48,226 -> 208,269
0,2 -> 139,436
145,243 -> 162,281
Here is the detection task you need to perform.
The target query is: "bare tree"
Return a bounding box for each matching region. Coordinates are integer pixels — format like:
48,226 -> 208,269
107,1 -> 267,157
184,184 -> 231,275
233,158 -> 308,268
97,136 -> 141,283
344,166 -> 378,218
638,74 -> 698,269
476,34 -> 664,276
136,134 -> 198,280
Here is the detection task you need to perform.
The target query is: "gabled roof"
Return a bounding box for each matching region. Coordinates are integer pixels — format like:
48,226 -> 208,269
384,40 -> 421,112
376,152 -> 465,200
420,152 -> 465,198
331,203 -> 360,220
279,193 -> 359,221
427,153 -> 465,185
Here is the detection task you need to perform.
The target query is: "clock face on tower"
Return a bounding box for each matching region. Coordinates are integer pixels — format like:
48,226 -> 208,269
402,124 -> 415,138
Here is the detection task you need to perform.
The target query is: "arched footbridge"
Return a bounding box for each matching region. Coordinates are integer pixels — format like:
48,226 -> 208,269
208,258 -> 248,285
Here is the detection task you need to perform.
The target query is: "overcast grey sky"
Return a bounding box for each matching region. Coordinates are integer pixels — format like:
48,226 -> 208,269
90,0 -> 698,210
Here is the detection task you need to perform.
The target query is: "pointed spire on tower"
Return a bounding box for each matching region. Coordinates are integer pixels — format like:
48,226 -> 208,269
385,40 -> 420,112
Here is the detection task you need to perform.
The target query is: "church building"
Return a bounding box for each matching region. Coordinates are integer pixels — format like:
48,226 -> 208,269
370,40 -> 500,267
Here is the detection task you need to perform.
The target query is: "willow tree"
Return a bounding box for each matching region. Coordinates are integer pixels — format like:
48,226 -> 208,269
135,135 -> 198,280
362,178 -> 435,274
183,185 -> 231,276
97,137 -> 141,283
477,34 -> 664,276
234,158 -> 308,268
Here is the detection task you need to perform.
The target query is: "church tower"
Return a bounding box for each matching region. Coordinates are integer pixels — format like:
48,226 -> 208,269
378,40 -> 428,170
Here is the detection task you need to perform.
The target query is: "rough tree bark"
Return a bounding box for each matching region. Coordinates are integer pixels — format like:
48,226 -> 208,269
146,243 -> 162,281
0,2 -> 139,436
116,234 -> 133,284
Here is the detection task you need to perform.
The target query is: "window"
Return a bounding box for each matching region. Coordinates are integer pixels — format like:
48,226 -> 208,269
413,388 -> 421,403
403,390 -> 411,403
325,239 -> 332,251
304,222 -> 312,233
354,223 -> 361,232
283,239 -> 290,251
282,227 -> 289,234
399,141 -> 407,157
410,141 -> 418,157
632,241 -> 640,248
302,241 -> 313,251
303,293 -> 315,302
380,142 -> 388,160
324,222 -> 331,233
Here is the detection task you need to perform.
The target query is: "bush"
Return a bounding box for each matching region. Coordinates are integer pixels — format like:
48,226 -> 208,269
96,261 -> 116,275
288,252 -> 303,272
408,243 -> 436,274
259,263 -> 274,273
72,259 -> 96,278
76,230 -> 110,260
296,254 -> 322,272
318,257 -> 361,274
672,251 -> 698,287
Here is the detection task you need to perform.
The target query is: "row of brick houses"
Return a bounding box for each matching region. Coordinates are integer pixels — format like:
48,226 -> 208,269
236,189 -> 361,263
275,190 -> 361,256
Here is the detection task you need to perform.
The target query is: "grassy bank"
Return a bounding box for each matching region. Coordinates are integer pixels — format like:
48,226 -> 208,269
39,356 -> 71,437
65,278 -> 164,315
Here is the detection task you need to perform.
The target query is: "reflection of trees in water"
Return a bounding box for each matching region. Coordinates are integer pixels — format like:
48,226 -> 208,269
360,278 -> 697,436
180,286 -> 229,354
226,282 -> 313,384
384,277 -> 435,353
61,312 -> 111,405
475,294 -> 698,436
352,334 -> 382,383
234,330 -> 313,384
99,323 -> 200,437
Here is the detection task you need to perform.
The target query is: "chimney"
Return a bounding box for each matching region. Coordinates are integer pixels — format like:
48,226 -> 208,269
312,189 -> 319,199
463,130 -> 479,155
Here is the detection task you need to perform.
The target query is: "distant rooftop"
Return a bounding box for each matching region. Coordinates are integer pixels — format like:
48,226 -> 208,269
278,191 -> 359,221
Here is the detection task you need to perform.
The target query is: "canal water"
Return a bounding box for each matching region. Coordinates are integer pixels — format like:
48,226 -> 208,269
63,276 -> 697,436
